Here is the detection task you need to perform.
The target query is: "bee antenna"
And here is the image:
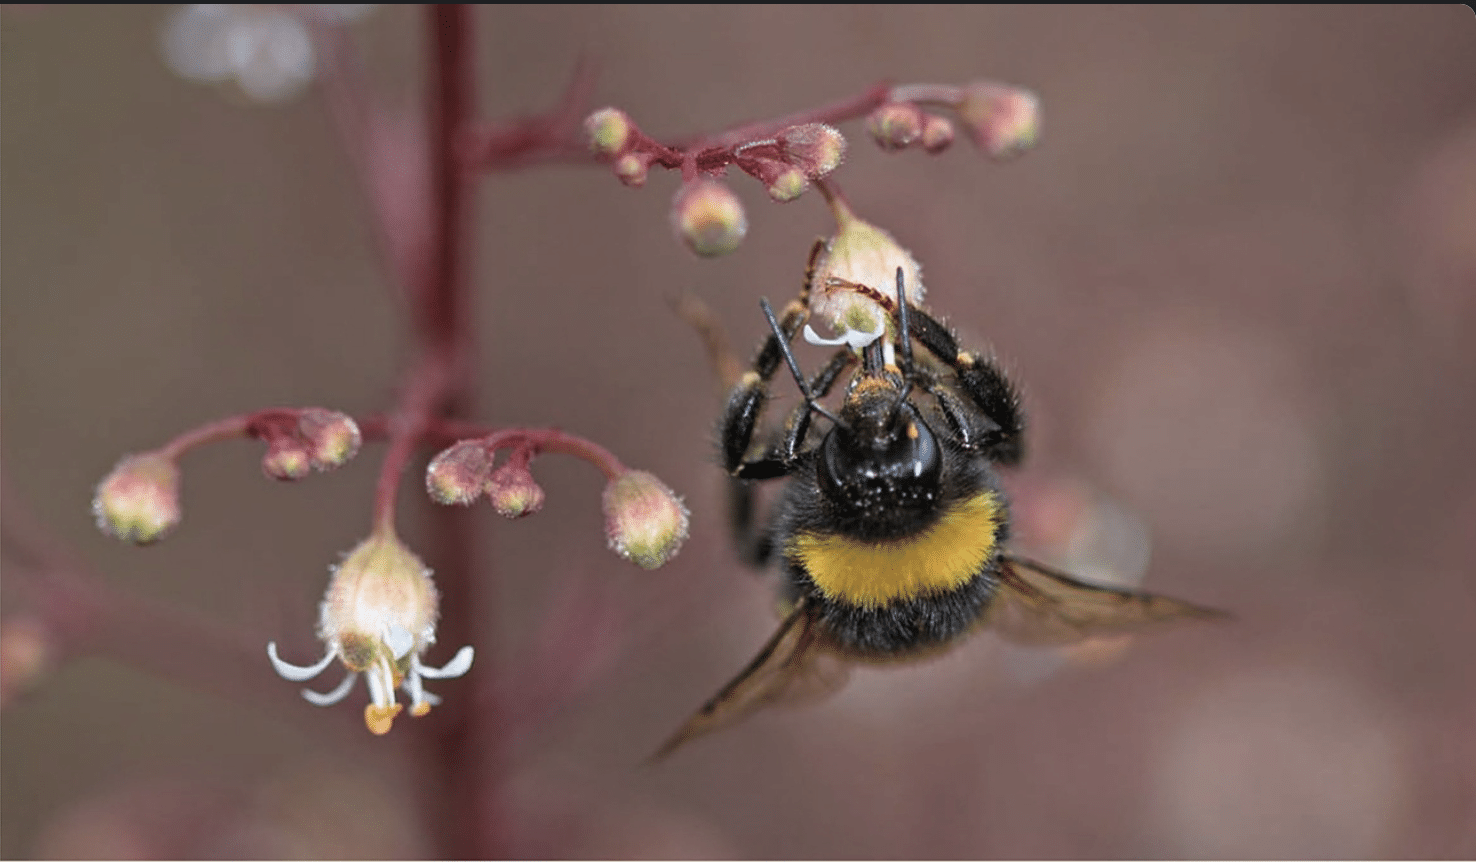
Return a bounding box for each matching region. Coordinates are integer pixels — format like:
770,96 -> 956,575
894,266 -> 915,374
760,298 -> 847,431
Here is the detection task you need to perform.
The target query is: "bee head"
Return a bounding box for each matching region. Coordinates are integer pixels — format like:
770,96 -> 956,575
817,381 -> 942,523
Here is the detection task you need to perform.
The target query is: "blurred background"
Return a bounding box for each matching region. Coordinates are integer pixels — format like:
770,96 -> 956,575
3,5 -> 1474,858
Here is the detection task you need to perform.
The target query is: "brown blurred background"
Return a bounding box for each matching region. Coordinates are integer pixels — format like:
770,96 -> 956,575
4,5 -> 1475,859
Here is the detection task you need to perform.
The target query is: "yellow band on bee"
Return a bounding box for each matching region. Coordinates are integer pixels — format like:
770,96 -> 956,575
787,492 -> 1003,609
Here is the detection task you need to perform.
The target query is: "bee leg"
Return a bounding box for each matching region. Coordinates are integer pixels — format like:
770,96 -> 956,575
907,306 -> 1026,465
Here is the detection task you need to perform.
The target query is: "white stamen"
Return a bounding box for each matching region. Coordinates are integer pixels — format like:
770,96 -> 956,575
418,645 -> 474,679
302,672 -> 357,706
267,641 -> 336,681
364,660 -> 396,709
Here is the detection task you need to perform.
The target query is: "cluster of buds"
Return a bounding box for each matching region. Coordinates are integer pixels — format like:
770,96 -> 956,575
259,408 -> 362,481
871,81 -> 1040,160
427,435 -> 689,570
585,106 -> 847,257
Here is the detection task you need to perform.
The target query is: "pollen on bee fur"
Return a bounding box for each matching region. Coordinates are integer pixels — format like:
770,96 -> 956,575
907,422 -> 919,439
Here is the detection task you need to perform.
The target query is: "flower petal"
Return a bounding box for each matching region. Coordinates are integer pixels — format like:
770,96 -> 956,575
267,641 -> 336,681
302,672 -> 357,706
418,645 -> 474,679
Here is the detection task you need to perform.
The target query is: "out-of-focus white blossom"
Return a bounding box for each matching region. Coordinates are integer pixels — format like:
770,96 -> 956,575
159,5 -> 375,104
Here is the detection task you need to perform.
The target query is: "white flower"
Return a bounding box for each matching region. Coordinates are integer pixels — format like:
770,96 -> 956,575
267,531 -> 472,735
159,5 -> 375,104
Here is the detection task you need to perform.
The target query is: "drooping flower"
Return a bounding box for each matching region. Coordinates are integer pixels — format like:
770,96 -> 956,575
267,530 -> 472,735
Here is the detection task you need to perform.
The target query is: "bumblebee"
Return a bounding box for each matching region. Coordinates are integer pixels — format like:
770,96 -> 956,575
659,249 -> 1223,758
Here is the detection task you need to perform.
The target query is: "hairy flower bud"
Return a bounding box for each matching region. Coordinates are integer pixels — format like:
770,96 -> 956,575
777,123 -> 846,178
766,166 -> 809,203
93,453 -> 182,544
486,459 -> 545,519
602,470 -> 690,570
920,113 -> 955,154
957,82 -> 1040,160
426,441 -> 492,506
298,409 -> 361,471
585,107 -> 633,158
613,152 -> 650,188
262,440 -> 313,481
806,205 -> 925,349
671,179 -> 747,257
867,102 -> 924,151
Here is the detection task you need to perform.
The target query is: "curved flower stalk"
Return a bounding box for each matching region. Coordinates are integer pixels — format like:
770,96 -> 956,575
267,529 -> 473,734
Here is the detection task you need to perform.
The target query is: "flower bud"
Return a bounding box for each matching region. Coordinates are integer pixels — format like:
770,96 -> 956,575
262,440 -> 313,481
426,441 -> 492,506
920,113 -> 955,154
585,107 -> 633,158
777,123 -> 846,178
1,616 -> 55,708
671,179 -> 747,258
613,152 -> 650,188
93,453 -> 182,544
486,459 -> 545,519
766,167 -> 809,203
298,409 -> 361,471
602,470 -> 689,570
957,82 -> 1040,160
867,102 -> 923,151
807,204 -> 924,347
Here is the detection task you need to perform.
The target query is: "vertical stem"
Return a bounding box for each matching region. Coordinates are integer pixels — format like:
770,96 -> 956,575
420,5 -> 496,857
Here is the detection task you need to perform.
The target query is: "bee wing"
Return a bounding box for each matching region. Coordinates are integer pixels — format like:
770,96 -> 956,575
986,553 -> 1228,646
651,596 -> 849,761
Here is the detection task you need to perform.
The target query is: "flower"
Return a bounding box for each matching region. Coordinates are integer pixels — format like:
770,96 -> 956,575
671,179 -> 748,258
804,199 -> 924,352
267,531 -> 473,735
159,5 -> 376,104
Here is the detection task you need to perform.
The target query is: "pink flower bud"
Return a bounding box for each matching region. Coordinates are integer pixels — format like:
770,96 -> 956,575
93,453 -> 182,544
920,113 -> 955,154
585,107 -> 633,158
486,459 -> 545,519
613,152 -> 650,188
766,166 -> 809,203
262,440 -> 313,481
867,103 -> 924,152
1,616 -> 55,708
777,123 -> 846,178
602,470 -> 690,570
957,82 -> 1040,160
425,441 -> 492,506
671,179 -> 747,258
297,408 -> 361,471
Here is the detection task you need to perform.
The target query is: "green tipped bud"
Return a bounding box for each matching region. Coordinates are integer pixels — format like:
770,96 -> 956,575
920,113 -> 955,154
671,179 -> 747,258
957,82 -> 1040,160
602,470 -> 689,570
777,123 -> 847,178
93,453 -> 182,544
298,409 -> 361,471
585,107 -> 633,158
867,102 -> 923,151
486,460 -> 545,519
426,441 -> 492,506
613,152 -> 650,188
262,441 -> 313,481
767,166 -> 809,203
